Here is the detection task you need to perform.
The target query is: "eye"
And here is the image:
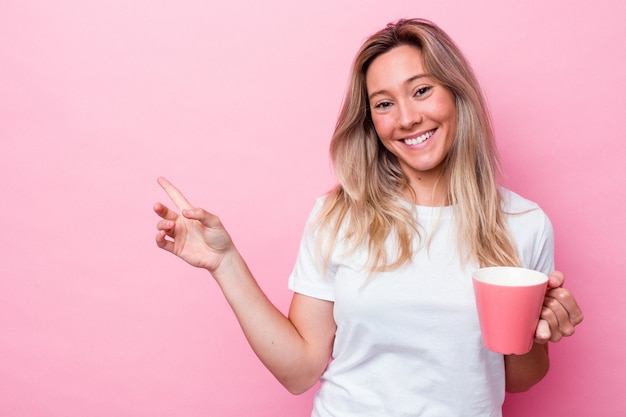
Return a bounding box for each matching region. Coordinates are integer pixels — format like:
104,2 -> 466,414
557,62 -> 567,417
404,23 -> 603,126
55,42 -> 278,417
373,100 -> 393,110
414,86 -> 432,98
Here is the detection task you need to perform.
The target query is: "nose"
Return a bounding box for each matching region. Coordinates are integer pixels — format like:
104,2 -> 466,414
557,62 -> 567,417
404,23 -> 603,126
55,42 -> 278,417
398,100 -> 421,129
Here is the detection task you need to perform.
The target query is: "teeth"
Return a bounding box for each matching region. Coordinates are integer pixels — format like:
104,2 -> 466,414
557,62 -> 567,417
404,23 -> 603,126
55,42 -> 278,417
403,130 -> 435,145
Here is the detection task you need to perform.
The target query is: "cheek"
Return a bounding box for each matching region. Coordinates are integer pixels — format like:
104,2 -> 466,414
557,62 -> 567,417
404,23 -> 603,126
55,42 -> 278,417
434,93 -> 457,126
371,115 -> 393,139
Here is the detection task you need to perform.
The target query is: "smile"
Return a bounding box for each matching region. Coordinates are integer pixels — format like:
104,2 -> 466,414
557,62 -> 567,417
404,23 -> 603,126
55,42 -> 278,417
402,129 -> 436,146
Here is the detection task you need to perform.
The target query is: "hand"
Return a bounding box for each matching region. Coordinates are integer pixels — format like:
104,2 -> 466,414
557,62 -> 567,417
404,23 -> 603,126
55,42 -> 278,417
154,177 -> 234,271
535,271 -> 584,343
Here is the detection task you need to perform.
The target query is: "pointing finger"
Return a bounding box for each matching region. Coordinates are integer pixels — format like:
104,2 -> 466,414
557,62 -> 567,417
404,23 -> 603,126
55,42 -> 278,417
157,177 -> 193,210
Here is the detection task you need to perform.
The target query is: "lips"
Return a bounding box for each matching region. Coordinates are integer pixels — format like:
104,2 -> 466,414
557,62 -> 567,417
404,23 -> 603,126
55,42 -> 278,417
402,129 -> 436,146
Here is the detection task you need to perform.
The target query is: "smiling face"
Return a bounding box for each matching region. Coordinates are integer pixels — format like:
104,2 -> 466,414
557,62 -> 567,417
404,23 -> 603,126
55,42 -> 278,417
366,44 -> 457,194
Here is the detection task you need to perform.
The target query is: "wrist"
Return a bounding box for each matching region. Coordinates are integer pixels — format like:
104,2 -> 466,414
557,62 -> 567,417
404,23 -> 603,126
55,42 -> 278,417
210,247 -> 247,284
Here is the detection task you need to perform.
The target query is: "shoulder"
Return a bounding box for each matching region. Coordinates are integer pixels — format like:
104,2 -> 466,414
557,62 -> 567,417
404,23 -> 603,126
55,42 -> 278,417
500,188 -> 555,272
500,188 -> 542,213
303,194 -> 336,231
499,188 -> 551,230
500,188 -> 552,226
301,193 -> 341,247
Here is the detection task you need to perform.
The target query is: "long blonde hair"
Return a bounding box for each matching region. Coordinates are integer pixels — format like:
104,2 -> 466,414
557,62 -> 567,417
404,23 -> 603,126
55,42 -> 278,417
315,18 -> 520,271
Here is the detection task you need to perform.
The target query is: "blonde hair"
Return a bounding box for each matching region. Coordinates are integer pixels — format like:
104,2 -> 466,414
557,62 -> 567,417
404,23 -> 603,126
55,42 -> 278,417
315,18 -> 520,271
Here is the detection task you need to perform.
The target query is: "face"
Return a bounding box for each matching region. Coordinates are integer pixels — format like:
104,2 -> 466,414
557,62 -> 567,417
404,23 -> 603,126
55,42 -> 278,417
366,44 -> 457,187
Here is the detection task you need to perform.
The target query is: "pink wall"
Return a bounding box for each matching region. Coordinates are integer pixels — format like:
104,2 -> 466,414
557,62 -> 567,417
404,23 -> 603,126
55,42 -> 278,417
1,0 -> 624,415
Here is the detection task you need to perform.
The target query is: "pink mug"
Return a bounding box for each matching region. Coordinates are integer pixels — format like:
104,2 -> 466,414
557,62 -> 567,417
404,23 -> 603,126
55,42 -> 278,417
472,266 -> 548,355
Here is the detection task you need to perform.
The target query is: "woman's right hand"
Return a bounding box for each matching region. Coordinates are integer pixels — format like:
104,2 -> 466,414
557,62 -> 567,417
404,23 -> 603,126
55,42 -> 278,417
153,177 -> 336,393
154,177 -> 234,272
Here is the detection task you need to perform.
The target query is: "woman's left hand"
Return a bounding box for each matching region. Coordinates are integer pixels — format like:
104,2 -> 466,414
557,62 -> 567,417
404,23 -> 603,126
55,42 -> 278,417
535,271 -> 584,343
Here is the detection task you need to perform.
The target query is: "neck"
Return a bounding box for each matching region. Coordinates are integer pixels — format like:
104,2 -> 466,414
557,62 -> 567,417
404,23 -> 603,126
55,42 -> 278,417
405,173 -> 449,207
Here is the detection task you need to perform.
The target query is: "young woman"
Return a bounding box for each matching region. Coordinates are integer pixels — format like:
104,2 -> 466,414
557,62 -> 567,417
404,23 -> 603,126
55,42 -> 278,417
154,18 -> 583,417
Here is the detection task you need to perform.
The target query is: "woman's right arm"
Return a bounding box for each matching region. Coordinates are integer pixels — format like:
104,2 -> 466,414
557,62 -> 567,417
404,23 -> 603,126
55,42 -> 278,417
153,177 -> 336,394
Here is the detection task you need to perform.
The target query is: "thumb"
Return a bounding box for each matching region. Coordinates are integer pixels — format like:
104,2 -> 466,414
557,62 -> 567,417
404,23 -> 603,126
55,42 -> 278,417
182,207 -> 222,229
535,319 -> 551,344
547,270 -> 564,289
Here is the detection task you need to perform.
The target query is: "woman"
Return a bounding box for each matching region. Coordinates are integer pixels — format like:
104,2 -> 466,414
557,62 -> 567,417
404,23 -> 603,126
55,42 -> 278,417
154,18 -> 583,417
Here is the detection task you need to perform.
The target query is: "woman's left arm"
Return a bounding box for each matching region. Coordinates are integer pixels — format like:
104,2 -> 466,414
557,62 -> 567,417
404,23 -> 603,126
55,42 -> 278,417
504,271 -> 584,392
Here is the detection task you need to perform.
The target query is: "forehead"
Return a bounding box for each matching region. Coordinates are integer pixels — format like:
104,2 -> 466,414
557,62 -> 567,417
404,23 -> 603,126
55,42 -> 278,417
365,45 -> 425,88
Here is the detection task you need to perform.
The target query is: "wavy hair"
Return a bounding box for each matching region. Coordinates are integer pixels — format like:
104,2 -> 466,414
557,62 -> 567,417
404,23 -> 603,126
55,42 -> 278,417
315,18 -> 520,271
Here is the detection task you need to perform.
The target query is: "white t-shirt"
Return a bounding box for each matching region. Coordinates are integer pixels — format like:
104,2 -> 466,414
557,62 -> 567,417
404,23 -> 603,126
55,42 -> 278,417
288,189 -> 554,417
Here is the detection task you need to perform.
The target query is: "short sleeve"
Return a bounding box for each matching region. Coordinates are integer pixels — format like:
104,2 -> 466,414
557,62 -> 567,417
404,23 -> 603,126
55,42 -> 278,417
502,189 -> 555,275
287,197 -> 337,301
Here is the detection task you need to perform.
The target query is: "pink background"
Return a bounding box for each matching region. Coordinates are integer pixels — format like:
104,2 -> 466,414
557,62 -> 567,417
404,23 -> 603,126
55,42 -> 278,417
1,0 -> 624,415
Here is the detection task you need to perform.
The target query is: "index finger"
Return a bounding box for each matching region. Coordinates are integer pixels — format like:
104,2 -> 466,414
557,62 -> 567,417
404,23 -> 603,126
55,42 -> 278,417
157,176 -> 194,210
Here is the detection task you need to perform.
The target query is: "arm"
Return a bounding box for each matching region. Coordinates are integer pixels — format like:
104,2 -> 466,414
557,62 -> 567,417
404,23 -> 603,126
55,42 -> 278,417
504,342 -> 549,393
214,254 -> 336,394
504,271 -> 583,392
154,177 -> 335,394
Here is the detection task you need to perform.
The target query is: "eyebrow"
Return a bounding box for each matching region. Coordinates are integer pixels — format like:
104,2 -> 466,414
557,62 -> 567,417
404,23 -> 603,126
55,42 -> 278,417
367,74 -> 429,100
